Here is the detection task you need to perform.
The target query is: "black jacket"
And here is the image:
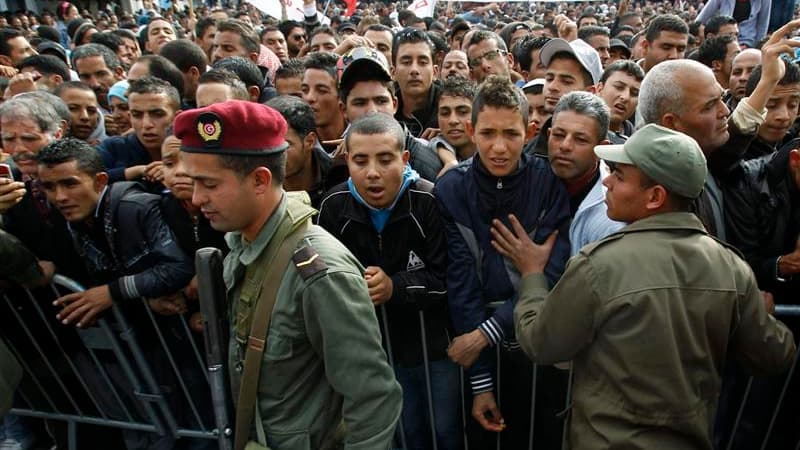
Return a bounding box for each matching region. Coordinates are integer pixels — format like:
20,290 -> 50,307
69,182 -> 194,302
395,81 -> 441,138
317,179 -> 452,367
160,193 -> 229,258
724,139 -> 800,304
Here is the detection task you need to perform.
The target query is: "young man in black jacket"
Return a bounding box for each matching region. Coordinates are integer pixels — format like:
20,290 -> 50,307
37,138 -> 195,450
317,114 -> 460,450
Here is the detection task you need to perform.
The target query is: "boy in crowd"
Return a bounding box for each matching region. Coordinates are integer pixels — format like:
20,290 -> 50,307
393,28 -> 441,138
596,60 -> 644,143
318,113 -> 459,450
435,76 -> 570,448
432,76 -> 477,162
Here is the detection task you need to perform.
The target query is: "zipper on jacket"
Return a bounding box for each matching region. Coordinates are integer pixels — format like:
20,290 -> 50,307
192,214 -> 200,243
497,178 -> 503,189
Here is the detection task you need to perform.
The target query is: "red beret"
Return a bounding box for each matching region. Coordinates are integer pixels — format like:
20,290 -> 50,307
174,100 -> 289,156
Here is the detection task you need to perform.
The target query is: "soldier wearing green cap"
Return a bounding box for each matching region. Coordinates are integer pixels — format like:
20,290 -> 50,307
491,124 -> 796,450
175,100 -> 401,450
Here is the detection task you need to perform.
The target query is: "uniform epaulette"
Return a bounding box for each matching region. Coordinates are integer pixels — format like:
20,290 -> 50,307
293,245 -> 329,280
579,231 -> 625,256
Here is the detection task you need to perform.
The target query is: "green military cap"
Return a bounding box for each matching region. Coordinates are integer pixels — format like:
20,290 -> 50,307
594,124 -> 708,199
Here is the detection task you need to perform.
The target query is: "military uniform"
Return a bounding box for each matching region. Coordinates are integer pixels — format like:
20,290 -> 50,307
174,100 -> 401,450
513,125 -> 796,450
224,193 -> 402,449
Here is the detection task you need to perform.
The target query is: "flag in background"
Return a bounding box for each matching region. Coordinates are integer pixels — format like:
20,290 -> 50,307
344,0 -> 357,16
409,0 -> 436,18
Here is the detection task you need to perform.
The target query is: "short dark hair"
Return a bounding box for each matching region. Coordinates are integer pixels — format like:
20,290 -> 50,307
696,35 -> 737,69
90,31 -> 125,53
37,137 -> 106,176
578,25 -> 610,41
134,55 -> 185,97
36,25 -> 61,43
705,15 -> 737,37
17,54 -> 69,81
366,24 -> 393,35
439,76 -> 476,101
111,28 -> 137,42
426,31 -> 448,56
159,39 -> 208,74
212,56 -> 263,89
71,43 -> 121,71
514,35 -> 550,72
218,151 -> 286,185
0,28 -> 24,58
577,14 -> 597,28
72,22 -> 97,46
198,68 -> 249,100
54,80 -> 95,98
278,20 -> 304,40
302,51 -> 338,85
466,30 -> 508,53
216,19 -> 260,55
310,26 -> 338,44
472,75 -> 528,126
645,14 -> 688,43
613,25 -> 636,39
392,27 -> 435,65
196,17 -> 216,38
127,75 -> 181,110
266,95 -> 316,137
600,59 -> 645,83
745,61 -> 800,97
274,57 -> 304,81
345,113 -> 405,153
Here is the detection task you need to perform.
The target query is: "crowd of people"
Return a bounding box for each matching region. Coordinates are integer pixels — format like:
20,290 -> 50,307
0,0 -> 799,449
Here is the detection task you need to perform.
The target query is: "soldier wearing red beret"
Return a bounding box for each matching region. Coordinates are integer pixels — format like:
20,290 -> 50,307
175,100 -> 401,450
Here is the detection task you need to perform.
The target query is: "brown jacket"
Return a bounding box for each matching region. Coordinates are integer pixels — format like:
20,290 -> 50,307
514,212 -> 796,450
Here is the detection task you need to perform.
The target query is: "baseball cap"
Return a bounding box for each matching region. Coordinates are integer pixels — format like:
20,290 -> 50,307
339,21 -> 357,33
609,39 -> 631,59
338,46 -> 392,90
175,100 -> 288,156
539,38 -> 603,85
37,41 -> 69,66
594,124 -> 708,199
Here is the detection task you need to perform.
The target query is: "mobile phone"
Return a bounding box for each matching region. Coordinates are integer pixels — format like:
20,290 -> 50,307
0,163 -> 14,181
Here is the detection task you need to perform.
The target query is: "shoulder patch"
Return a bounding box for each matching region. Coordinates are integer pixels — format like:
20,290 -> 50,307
293,245 -> 329,280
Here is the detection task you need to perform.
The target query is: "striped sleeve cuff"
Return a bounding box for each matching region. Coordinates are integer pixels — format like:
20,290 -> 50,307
479,317 -> 504,347
470,373 -> 493,394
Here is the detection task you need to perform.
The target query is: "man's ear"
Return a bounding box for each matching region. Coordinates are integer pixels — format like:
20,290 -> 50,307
402,149 -> 410,164
114,66 -> 126,81
585,84 -> 597,94
661,113 -> 678,130
391,93 -> 398,115
252,166 -> 273,191
711,60 -> 722,73
248,52 -> 259,64
248,85 -> 260,102
641,39 -> 650,56
645,184 -> 668,211
94,172 -> 110,192
303,131 -> 316,151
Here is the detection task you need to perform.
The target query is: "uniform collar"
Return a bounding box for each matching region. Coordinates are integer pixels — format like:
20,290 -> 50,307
619,212 -> 707,235
225,192 -> 288,266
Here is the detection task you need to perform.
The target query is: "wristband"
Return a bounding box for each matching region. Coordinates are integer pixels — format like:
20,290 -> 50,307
776,256 -> 788,282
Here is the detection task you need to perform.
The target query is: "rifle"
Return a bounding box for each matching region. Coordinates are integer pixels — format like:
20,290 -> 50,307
196,247 -> 234,450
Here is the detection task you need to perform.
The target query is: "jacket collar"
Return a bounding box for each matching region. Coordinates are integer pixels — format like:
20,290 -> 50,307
395,80 -> 440,124
225,193 -> 288,265
616,212 -> 707,235
575,161 -> 609,216
342,182 -> 413,226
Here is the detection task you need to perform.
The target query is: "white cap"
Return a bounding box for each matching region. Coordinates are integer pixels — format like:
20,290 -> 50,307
540,38 -> 603,86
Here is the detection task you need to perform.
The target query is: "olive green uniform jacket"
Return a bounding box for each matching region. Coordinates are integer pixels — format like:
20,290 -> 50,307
514,212 -> 796,450
224,193 -> 402,450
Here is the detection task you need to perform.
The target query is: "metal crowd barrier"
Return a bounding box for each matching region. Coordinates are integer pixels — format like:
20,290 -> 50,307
381,303 -> 800,450
0,268 -> 233,450
3,258 -> 798,450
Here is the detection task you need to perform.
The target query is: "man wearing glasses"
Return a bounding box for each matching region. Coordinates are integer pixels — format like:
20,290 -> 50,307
465,30 -> 513,83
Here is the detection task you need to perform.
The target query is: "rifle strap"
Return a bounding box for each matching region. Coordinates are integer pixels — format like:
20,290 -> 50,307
234,219 -> 310,450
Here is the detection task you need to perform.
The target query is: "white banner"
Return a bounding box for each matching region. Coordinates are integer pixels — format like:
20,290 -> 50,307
249,0 -> 304,21
408,0 -> 436,17
248,0 -> 330,24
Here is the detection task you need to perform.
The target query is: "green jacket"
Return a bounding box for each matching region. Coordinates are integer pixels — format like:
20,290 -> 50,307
514,212 -> 796,450
224,192 -> 402,450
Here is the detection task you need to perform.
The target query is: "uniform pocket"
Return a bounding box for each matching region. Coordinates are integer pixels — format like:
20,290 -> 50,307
267,429 -> 311,450
264,333 -> 294,361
